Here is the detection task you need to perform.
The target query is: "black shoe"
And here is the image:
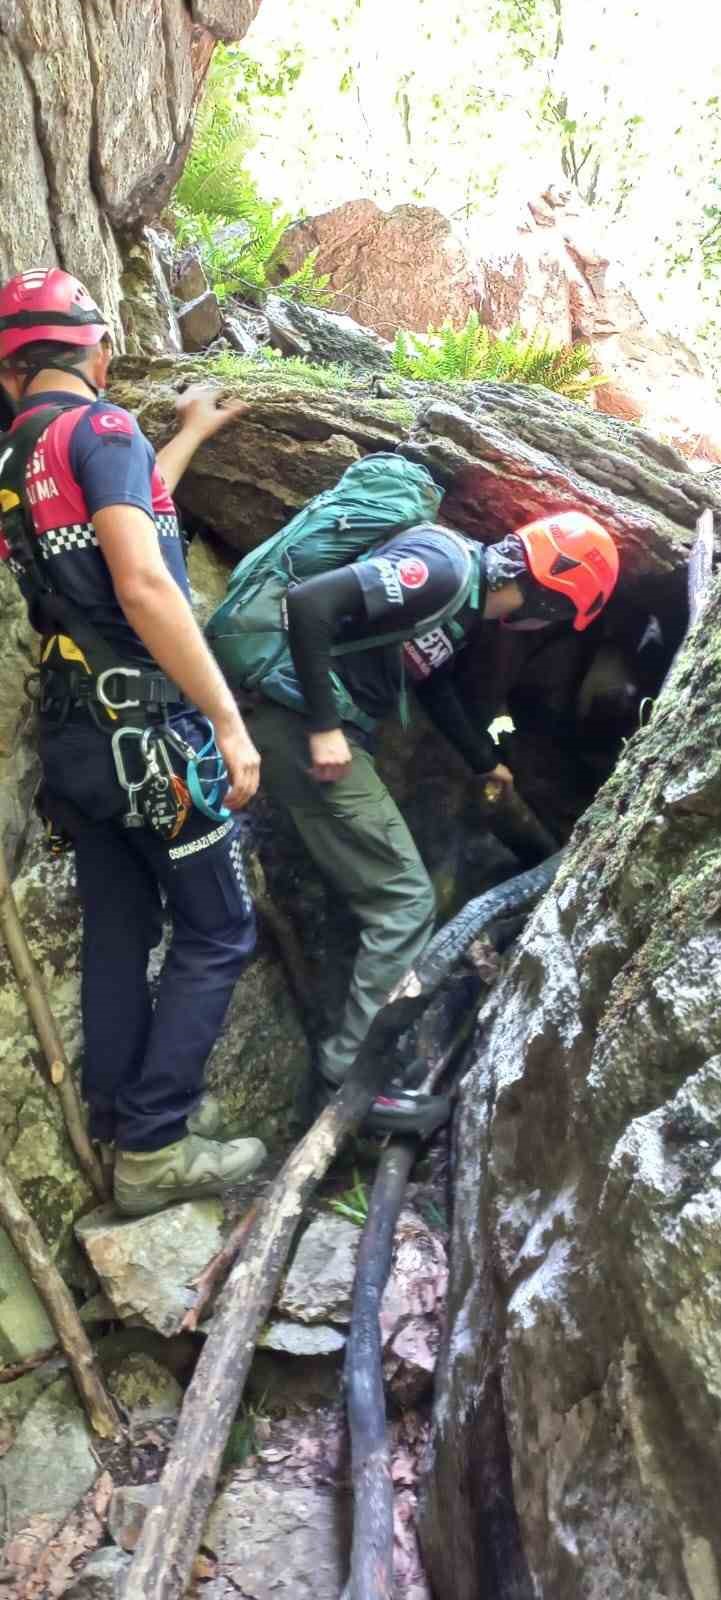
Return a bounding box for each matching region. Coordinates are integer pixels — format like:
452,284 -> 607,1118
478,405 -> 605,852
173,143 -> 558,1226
316,1076 -> 451,1139
363,1088 -> 452,1138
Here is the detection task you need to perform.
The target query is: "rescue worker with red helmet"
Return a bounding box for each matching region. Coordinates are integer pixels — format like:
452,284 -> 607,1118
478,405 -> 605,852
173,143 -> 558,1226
244,505 -> 619,1134
0,267 -> 267,1214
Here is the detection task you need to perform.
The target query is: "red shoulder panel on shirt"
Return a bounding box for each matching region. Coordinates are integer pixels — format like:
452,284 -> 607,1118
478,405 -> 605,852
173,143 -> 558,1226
89,410 -> 134,437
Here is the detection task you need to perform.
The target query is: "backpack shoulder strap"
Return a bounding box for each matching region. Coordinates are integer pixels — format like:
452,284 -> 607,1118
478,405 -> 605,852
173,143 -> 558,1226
0,407 -> 67,612
0,404 -> 122,670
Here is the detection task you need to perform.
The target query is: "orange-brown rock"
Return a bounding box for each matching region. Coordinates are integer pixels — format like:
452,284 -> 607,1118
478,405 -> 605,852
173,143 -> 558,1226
271,199 -> 481,338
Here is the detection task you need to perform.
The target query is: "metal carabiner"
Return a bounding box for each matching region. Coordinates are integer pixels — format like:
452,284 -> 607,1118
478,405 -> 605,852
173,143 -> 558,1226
97,667 -> 142,711
111,726 -> 147,827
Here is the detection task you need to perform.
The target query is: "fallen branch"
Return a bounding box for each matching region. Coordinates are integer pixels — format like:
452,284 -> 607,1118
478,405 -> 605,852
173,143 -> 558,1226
122,854 -> 561,1600
180,1201 -> 258,1333
0,841 -> 107,1201
0,1346 -> 61,1384
345,1138 -> 417,1600
0,1161 -> 120,1439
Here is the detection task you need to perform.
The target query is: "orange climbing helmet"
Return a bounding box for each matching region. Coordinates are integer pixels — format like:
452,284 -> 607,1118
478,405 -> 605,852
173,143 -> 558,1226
0,268 -> 108,360
515,510 -> 619,631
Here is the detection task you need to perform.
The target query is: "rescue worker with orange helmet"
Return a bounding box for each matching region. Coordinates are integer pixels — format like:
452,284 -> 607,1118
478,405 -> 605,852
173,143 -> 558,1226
0,267 -> 267,1214
244,507 -> 619,1133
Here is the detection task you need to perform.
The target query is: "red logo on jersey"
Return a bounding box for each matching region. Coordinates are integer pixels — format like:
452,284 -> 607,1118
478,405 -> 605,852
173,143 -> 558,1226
89,411 -> 134,436
397,557 -> 429,589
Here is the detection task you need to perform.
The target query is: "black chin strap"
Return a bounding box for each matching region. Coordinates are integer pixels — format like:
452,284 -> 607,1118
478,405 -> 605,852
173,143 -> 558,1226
20,361 -> 100,398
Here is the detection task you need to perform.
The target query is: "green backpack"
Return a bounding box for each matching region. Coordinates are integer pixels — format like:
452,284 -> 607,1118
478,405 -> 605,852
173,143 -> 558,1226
206,453 -> 480,729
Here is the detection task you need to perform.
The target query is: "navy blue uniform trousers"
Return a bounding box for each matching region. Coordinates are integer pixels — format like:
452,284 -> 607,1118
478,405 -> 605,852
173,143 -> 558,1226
40,712 -> 256,1152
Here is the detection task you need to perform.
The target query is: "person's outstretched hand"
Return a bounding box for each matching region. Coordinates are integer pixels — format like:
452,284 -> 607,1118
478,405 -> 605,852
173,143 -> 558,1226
174,383 -> 250,442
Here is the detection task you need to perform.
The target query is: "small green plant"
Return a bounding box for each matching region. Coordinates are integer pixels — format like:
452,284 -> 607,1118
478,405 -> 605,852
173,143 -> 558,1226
327,1169 -> 369,1226
222,1393 -> 271,1469
391,311 -> 602,400
208,349 -> 355,390
171,49 -> 331,309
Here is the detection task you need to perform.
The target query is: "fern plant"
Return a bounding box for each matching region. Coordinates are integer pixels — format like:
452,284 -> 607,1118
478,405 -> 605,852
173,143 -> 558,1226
170,58 -> 331,309
391,311 -> 602,400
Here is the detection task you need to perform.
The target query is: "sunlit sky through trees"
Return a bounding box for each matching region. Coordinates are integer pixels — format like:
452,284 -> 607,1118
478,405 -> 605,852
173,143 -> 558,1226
238,0 -> 721,369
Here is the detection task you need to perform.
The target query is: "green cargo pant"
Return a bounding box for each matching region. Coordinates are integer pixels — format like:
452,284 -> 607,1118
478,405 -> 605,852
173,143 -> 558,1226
248,700 -> 436,1083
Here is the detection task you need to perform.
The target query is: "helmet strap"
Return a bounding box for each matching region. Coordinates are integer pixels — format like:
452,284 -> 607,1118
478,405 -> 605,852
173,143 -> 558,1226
19,360 -> 100,398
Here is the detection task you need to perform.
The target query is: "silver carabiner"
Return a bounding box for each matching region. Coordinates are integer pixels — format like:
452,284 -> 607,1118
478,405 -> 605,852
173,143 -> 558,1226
111,726 -> 147,827
97,668 -> 142,711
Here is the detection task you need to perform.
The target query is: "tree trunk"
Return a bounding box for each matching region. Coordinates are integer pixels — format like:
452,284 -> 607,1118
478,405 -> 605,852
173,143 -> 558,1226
423,569 -> 721,1597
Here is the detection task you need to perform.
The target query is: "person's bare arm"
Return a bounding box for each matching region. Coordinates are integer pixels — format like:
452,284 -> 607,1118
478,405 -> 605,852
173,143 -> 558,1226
155,385 -> 250,493
93,504 -> 259,808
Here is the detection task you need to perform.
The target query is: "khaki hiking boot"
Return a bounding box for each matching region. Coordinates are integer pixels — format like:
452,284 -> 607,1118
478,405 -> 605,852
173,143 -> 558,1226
114,1132 -> 266,1218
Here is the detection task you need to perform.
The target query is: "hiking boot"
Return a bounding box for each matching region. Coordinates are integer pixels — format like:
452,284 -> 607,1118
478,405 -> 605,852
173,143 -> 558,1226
187,1093 -> 248,1142
114,1132 -> 266,1218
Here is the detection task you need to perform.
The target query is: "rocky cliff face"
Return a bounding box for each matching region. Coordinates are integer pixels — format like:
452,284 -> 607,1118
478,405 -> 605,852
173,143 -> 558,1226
0,2 -> 262,344
422,567 -> 721,1598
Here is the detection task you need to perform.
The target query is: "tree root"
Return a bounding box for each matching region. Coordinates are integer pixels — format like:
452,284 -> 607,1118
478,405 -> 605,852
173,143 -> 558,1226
0,1161 -> 120,1438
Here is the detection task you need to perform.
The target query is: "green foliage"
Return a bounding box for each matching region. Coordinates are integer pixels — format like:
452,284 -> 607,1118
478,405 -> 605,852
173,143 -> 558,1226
327,1169 -> 369,1226
171,47 -> 330,308
208,349 -> 355,390
391,311 -> 602,399
222,1393 -> 270,1469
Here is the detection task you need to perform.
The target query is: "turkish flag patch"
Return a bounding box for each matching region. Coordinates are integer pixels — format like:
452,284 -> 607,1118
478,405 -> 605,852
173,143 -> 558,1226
89,410 -> 134,437
398,556 -> 429,589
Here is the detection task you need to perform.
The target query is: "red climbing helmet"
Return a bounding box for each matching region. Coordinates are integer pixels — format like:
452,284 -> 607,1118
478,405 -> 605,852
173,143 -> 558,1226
0,268 -> 108,360
515,511 -> 619,631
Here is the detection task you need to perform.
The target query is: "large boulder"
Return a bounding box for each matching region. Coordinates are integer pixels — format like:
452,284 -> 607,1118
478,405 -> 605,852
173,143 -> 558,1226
264,295 -> 394,372
0,2 -> 263,345
422,569 -> 721,1598
0,1375 -> 97,1537
108,356 -> 721,612
272,200 -> 480,339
